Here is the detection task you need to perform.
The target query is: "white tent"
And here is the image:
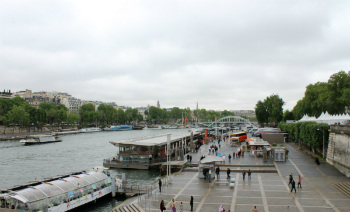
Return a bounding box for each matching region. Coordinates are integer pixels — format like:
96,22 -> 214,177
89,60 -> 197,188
298,112 -> 350,125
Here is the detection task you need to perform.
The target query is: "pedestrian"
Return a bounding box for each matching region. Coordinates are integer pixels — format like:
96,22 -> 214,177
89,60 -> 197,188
189,155 -> 192,163
252,206 -> 258,212
219,205 -> 225,212
158,179 -> 162,192
223,155 -> 226,163
228,154 -> 231,162
298,175 -> 302,189
160,200 -> 166,212
315,157 -> 320,165
242,171 -> 246,180
291,180 -> 296,193
216,167 -> 220,179
169,199 -> 176,212
180,202 -> 183,211
209,147 -> 211,155
187,154 -> 190,161
248,169 -> 251,180
190,196 -> 194,212
288,172 -> 293,186
227,168 -> 231,179
242,151 -> 244,157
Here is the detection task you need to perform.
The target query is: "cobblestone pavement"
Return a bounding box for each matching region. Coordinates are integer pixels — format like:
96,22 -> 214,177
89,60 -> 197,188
134,138 -> 350,212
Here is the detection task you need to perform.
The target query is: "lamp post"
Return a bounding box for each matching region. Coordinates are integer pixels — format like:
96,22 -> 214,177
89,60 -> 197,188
317,128 -> 325,159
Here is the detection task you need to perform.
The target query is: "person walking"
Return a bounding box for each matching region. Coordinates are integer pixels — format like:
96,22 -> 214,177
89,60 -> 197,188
291,180 -> 297,193
189,155 -> 192,163
288,172 -> 293,186
219,205 -> 225,212
169,199 -> 176,212
179,202 -> 183,211
248,169 -> 251,180
223,155 -> 226,163
242,171 -> 246,180
158,179 -> 162,192
297,175 -> 302,189
227,168 -> 231,179
160,200 -> 166,212
228,154 -> 231,162
216,167 -> 220,179
190,196 -> 194,212
252,206 -> 258,212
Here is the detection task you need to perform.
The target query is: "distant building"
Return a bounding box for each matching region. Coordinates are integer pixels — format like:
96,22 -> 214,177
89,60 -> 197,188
15,89 -> 33,99
61,97 -> 82,113
0,89 -> 13,99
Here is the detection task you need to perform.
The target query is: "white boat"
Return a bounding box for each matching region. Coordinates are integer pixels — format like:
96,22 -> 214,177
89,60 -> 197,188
20,135 -> 62,145
80,127 -> 101,133
0,168 -> 116,212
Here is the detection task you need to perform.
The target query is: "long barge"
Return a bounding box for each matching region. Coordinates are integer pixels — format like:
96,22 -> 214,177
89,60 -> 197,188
0,168 -> 116,212
103,130 -> 203,170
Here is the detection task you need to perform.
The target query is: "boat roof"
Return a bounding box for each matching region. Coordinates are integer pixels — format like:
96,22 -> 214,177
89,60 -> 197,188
3,171 -> 108,203
28,134 -> 54,138
110,131 -> 199,147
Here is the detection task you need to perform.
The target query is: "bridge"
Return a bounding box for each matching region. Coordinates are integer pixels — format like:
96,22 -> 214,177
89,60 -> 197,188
199,116 -> 251,127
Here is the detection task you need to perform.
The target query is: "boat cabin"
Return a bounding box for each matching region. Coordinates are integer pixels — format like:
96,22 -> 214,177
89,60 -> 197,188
103,132 -> 202,169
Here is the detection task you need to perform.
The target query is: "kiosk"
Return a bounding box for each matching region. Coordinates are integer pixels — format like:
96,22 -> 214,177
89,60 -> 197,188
198,155 -> 224,179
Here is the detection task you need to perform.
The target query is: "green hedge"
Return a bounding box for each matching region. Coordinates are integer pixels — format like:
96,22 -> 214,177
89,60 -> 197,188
278,122 -> 329,148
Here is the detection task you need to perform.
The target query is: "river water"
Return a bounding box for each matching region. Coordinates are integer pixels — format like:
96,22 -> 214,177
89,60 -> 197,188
0,129 -> 188,211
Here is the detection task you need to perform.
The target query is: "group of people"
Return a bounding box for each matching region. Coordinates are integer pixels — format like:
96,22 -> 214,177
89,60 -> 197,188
209,145 -> 219,155
288,172 -> 302,193
160,197 -> 194,212
242,169 -> 252,180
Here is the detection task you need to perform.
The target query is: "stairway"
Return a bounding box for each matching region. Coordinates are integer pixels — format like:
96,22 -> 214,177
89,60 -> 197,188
111,203 -> 143,212
333,182 -> 350,198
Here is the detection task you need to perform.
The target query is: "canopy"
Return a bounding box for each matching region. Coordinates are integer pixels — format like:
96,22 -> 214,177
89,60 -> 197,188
200,155 -> 224,163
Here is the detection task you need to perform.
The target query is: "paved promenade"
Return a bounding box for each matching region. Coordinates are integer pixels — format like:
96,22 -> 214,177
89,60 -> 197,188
122,139 -> 350,212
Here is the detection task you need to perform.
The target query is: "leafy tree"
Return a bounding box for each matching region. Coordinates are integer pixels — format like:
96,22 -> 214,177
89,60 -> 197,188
67,112 -> 80,126
255,100 -> 268,125
6,105 -> 30,129
255,94 -> 284,126
283,110 -> 294,122
79,103 -> 98,126
115,108 -> 126,124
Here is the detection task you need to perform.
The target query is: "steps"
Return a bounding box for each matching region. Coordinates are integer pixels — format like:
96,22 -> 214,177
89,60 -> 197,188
333,182 -> 350,198
111,203 -> 142,212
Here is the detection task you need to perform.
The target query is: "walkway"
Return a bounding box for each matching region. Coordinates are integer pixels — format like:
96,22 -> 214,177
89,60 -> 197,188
116,138 -> 350,212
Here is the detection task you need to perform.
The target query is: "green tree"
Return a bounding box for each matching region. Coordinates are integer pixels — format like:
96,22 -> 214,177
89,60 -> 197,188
283,110 -> 294,122
6,105 -> 30,131
67,112 -> 80,126
255,94 -> 284,126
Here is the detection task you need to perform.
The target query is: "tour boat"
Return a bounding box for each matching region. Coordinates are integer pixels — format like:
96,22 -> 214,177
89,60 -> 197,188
20,135 -> 62,145
103,125 -> 132,131
80,127 -> 101,133
0,168 -> 116,212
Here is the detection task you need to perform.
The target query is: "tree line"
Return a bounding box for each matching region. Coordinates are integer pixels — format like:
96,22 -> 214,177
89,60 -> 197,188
0,97 -> 237,130
0,97 -> 143,130
255,70 -> 350,126
291,71 -> 350,120
146,106 -> 235,124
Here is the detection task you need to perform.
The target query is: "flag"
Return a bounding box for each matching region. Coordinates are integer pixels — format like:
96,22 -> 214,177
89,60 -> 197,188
182,118 -> 184,123
186,117 -> 189,122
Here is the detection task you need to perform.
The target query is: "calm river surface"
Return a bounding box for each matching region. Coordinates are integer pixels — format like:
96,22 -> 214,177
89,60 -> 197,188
0,129 -> 188,211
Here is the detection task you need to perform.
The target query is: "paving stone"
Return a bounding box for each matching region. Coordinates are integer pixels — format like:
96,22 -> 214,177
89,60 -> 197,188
266,197 -> 296,206
234,204 -> 265,212
235,197 -> 263,205
298,198 -> 328,207
265,191 -> 291,198
268,205 -> 299,212
236,190 -> 262,197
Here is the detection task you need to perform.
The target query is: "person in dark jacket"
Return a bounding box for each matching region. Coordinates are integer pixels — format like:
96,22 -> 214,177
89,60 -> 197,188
190,196 -> 194,211
160,200 -> 165,212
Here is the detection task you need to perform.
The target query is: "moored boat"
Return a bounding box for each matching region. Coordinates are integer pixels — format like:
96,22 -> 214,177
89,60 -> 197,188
20,135 -> 62,145
103,125 -> 132,131
0,168 -> 116,212
80,127 -> 101,133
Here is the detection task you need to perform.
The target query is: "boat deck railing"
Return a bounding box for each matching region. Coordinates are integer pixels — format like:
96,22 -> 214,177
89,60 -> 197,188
103,157 -> 169,166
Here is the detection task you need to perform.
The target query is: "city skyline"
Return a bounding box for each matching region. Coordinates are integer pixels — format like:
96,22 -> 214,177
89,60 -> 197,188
1,1 -> 349,111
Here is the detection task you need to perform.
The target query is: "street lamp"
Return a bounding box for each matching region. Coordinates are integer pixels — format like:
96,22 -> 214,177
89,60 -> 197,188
317,128 -> 325,159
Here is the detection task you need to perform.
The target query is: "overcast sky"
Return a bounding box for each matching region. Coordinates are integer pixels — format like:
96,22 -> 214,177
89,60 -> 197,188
1,0 -> 349,111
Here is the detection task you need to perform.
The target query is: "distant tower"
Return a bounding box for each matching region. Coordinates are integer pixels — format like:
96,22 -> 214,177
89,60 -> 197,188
157,100 -> 160,108
196,102 -> 198,110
